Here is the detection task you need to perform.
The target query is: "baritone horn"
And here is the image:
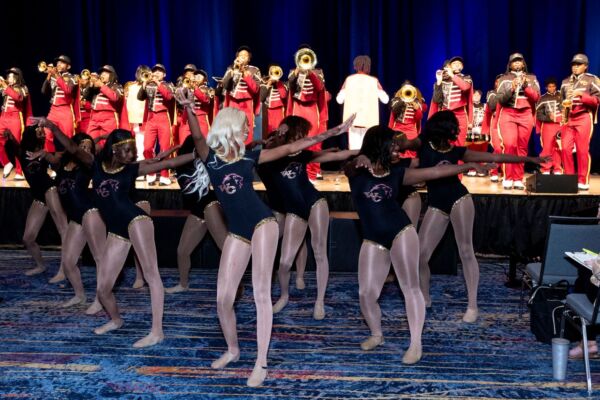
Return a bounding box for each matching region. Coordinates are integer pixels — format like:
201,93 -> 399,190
268,65 -> 283,81
396,84 -> 418,103
294,48 -> 317,70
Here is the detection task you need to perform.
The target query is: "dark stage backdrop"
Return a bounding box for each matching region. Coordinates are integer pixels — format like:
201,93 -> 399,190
3,0 -> 600,168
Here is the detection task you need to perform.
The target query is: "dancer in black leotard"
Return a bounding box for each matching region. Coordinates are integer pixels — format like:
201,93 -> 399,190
27,132 -> 107,309
4,125 -> 68,279
165,135 -> 228,293
403,110 -> 547,323
257,131 -> 309,289
345,125 -> 493,364
267,116 -> 358,320
177,89 -> 354,387
36,118 -> 198,349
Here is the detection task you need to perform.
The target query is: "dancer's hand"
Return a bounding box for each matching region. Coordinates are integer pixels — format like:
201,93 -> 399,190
26,150 -> 47,161
334,113 -> 356,135
174,88 -> 194,108
29,116 -> 51,128
148,145 -> 182,163
468,162 -> 497,174
354,154 -> 372,170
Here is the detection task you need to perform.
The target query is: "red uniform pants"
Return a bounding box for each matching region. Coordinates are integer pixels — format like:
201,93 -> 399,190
88,110 -> 118,148
561,112 -> 594,185
497,107 -> 533,181
143,111 -> 172,178
266,107 -> 285,134
0,111 -> 24,174
539,122 -> 563,173
391,122 -> 419,158
178,113 -> 210,144
451,107 -> 468,146
45,105 -> 75,152
291,100 -> 321,180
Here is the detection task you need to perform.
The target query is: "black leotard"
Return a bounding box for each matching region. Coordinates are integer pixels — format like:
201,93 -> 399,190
418,143 -> 470,215
256,163 -> 286,214
394,157 -> 419,205
92,161 -> 149,240
20,155 -> 56,204
56,164 -> 95,224
176,161 -> 220,220
265,150 -> 324,220
349,164 -> 413,249
205,148 -> 274,242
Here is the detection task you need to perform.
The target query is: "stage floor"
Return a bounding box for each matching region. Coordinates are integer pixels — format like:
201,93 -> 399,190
2,170 -> 600,196
0,250 -> 597,399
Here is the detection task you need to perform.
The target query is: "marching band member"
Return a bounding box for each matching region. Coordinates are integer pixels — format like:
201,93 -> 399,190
83,65 -> 128,148
465,90 -> 489,176
77,72 -> 92,134
496,53 -> 540,189
124,65 -> 150,165
560,53 -> 600,190
535,78 -> 563,175
287,45 -> 329,181
178,67 -> 213,142
388,81 -> 427,158
429,56 -> 473,146
260,65 -> 287,134
221,46 -> 261,142
0,67 -> 32,180
40,55 -> 80,152
482,75 -> 503,182
138,63 -> 176,186
336,55 -> 389,150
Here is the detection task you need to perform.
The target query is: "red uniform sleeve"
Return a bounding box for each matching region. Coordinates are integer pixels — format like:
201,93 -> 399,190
308,71 -> 325,91
158,82 -> 174,100
193,88 -> 211,103
100,85 -> 121,102
388,112 -> 395,128
4,87 -> 24,101
276,81 -> 287,100
451,75 -> 471,91
243,74 -> 259,95
55,75 -> 74,95
524,86 -> 540,103
580,92 -> 600,108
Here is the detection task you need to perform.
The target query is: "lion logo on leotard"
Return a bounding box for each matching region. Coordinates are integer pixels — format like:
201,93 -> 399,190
218,173 -> 244,194
280,162 -> 303,179
58,178 -> 76,195
364,183 -> 393,203
95,179 -> 120,198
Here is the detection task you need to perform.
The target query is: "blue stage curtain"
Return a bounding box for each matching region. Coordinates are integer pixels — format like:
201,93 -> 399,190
4,0 -> 600,167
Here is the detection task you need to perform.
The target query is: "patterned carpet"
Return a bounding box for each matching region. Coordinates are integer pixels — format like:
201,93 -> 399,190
0,250 -> 598,399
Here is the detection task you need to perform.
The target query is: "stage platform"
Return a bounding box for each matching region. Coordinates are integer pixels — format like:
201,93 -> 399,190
0,171 -> 598,269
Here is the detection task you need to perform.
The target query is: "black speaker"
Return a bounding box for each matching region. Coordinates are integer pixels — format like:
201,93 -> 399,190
525,174 -> 578,193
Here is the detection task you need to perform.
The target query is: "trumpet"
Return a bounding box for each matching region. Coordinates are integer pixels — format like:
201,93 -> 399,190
294,48 -> 317,70
38,61 -> 55,73
182,77 -> 193,89
262,65 -> 283,84
80,69 -> 91,80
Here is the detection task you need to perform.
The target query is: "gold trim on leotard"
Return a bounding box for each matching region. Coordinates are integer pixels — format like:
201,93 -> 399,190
451,194 -> 472,212
203,200 -> 220,213
363,239 -> 388,252
391,224 -> 415,245
428,140 -> 454,153
108,232 -> 130,243
128,215 -> 152,231
255,216 -> 277,230
406,191 -> 420,199
228,232 -> 251,245
311,197 -> 327,210
101,162 -> 125,174
32,199 -> 46,207
287,212 -> 306,223
429,207 -> 449,217
46,186 -> 58,195
189,214 -> 204,223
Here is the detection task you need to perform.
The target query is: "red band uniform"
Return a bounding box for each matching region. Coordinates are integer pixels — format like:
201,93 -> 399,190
535,90 -> 563,174
496,53 -> 541,187
260,79 -> 288,134
388,90 -> 427,158
221,65 -> 261,143
560,54 -> 600,187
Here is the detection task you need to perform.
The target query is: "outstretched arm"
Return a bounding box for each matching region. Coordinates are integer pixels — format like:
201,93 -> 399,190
462,149 -> 548,165
31,117 -> 94,167
258,114 -> 356,164
403,162 -> 495,186
311,149 -> 359,163
138,153 -> 195,176
175,91 -> 210,161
